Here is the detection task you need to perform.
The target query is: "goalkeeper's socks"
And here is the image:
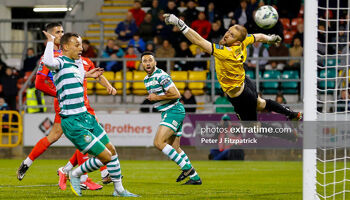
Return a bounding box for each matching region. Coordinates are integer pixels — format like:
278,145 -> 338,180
265,99 -> 293,116
162,144 -> 190,170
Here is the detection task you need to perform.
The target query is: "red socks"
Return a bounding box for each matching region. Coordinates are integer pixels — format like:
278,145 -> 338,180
28,137 -> 51,161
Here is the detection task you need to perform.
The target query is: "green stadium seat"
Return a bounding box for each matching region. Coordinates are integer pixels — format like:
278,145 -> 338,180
262,70 -> 281,94
281,70 -> 299,94
245,70 -> 255,79
318,68 -> 336,94
206,72 -> 222,95
323,59 -> 339,67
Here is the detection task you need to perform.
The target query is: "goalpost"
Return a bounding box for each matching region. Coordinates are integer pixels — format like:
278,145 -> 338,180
304,0 -> 350,199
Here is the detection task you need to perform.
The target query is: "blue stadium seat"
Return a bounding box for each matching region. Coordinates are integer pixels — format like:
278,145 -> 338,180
262,70 -> 281,94
281,70 -> 299,94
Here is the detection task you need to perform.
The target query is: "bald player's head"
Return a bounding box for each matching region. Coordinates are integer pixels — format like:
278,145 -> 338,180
219,24 -> 247,46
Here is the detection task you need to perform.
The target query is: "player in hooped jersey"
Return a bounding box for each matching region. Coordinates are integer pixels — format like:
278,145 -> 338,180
142,52 -> 201,185
17,23 -> 117,191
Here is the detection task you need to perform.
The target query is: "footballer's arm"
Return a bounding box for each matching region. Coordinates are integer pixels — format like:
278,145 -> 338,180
163,14 -> 212,54
182,28 -> 212,54
147,86 -> 181,101
253,33 -> 282,44
96,75 -> 117,95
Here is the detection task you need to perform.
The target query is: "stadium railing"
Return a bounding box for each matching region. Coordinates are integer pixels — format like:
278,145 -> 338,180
0,111 -> 22,147
18,56 -> 304,113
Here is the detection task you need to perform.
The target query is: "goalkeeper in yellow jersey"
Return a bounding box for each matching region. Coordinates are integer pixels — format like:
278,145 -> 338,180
164,14 -> 302,121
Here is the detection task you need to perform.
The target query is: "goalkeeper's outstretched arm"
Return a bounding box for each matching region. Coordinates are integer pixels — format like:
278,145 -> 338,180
253,33 -> 282,44
163,14 -> 212,54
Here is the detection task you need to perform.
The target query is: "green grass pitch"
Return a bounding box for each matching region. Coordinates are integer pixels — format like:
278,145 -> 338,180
0,160 -> 302,200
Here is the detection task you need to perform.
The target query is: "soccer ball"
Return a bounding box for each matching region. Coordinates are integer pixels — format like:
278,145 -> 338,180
254,5 -> 279,29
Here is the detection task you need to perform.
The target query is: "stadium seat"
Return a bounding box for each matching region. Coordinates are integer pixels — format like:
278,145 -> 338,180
189,44 -> 200,55
171,71 -> 188,94
245,70 -> 255,79
318,69 -> 336,93
188,71 -> 207,95
323,59 -> 339,67
283,31 -> 295,44
281,70 -> 299,94
96,71 -> 115,95
279,18 -> 291,30
291,18 -> 303,30
86,77 -> 95,95
206,72 -> 221,95
114,71 -> 132,95
338,69 -> 350,87
262,70 -> 281,94
133,71 -> 148,95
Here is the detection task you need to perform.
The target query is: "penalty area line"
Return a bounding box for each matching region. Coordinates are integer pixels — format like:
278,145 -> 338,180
0,184 -> 58,188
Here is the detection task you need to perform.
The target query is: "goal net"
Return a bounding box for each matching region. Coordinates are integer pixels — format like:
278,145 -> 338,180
313,0 -> 350,199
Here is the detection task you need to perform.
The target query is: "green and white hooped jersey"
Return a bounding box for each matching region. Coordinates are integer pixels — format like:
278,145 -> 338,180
144,67 -> 179,112
52,56 -> 86,117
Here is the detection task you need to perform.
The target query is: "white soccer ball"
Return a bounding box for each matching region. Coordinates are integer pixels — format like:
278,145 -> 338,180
254,5 -> 279,29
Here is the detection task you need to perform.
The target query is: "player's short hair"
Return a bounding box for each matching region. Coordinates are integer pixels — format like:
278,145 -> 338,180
82,39 -> 90,45
235,25 -> 248,42
141,51 -> 155,60
45,22 -> 62,32
60,32 -> 80,47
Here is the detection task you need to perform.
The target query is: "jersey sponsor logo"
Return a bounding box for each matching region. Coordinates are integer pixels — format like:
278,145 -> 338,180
215,44 -> 224,50
234,48 -> 243,60
84,135 -> 92,143
172,120 -> 178,127
160,76 -> 171,86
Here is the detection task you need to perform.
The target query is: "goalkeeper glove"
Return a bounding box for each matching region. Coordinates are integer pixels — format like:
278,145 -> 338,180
163,13 -> 189,34
267,34 -> 282,44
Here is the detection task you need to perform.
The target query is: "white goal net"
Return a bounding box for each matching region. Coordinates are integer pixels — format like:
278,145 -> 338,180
315,0 -> 350,199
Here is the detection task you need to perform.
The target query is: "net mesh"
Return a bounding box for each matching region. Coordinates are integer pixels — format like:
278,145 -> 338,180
316,0 -> 350,199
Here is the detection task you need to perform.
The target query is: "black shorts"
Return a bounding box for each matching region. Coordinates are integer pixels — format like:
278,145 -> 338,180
227,77 -> 258,121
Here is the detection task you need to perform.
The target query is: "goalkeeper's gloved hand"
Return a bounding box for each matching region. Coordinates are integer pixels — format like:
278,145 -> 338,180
267,34 -> 282,44
163,13 -> 189,34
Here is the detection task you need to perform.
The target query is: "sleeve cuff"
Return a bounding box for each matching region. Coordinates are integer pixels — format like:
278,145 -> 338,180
211,43 -> 214,55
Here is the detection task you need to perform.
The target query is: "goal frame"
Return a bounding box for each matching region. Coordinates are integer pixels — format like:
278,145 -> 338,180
303,0 -> 318,199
